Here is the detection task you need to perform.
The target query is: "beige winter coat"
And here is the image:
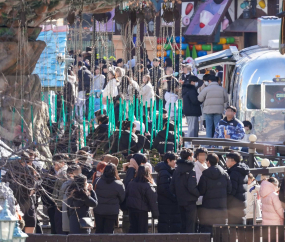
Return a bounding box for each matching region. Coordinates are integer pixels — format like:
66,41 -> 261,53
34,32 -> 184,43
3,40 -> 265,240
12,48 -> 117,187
139,82 -> 155,108
198,82 -> 228,114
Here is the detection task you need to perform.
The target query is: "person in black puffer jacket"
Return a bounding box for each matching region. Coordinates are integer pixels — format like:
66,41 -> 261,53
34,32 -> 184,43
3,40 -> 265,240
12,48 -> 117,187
198,153 -> 232,234
106,120 -> 146,156
94,163 -> 125,233
154,153 -> 181,233
126,166 -> 159,233
67,174 -> 98,234
86,114 -> 109,152
152,121 -> 180,155
226,152 -> 249,225
170,149 -> 199,233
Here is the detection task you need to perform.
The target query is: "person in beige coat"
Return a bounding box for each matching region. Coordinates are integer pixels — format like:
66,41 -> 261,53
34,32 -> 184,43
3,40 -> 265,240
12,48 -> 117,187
139,75 -> 155,109
198,75 -> 228,138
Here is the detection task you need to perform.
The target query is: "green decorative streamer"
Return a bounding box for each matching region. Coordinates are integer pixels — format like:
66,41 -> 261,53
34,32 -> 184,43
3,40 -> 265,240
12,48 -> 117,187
157,99 -> 161,131
48,95 -> 52,134
128,104 -> 134,155
61,95 -> 66,128
31,105 -> 34,142
54,95 -> 57,122
100,94 -> 103,115
118,98 -> 123,152
87,94 -> 92,134
150,99 -> 156,149
174,103 -> 177,153
180,100 -> 183,138
106,97 -> 109,114
83,106 -> 86,147
78,123 -> 81,150
150,99 -> 152,121
140,97 -> 143,135
164,103 -> 171,154
128,100 -> 131,120
160,99 -> 163,131
136,97 -> 139,120
145,102 -> 148,133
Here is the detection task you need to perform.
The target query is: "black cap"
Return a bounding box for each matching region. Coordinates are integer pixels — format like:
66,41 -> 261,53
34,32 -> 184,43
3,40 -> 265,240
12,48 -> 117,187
117,58 -> 123,64
98,58 -> 106,64
188,75 -> 200,82
226,106 -> 237,113
153,57 -> 160,62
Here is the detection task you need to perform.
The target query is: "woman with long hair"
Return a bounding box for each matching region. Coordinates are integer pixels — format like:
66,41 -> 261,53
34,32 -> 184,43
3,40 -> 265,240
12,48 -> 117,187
93,163 -> 125,233
115,67 -> 125,83
92,161 -> 108,189
126,166 -> 159,233
67,174 -> 98,234
139,75 -> 155,112
102,70 -> 119,104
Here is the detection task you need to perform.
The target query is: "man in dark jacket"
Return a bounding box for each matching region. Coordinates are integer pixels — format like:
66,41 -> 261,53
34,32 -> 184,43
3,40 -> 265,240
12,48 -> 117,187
155,153 -> 181,233
226,152 -> 249,225
149,57 -> 164,101
77,61 -> 93,120
152,122 -> 179,154
170,149 -> 199,233
182,76 -> 202,139
198,153 -> 232,233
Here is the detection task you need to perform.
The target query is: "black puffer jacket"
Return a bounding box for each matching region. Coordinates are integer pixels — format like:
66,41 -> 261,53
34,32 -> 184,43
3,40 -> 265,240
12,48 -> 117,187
86,124 -> 108,151
78,66 -> 93,93
67,190 -> 98,234
155,162 -> 181,233
170,159 -> 199,206
227,162 -> 249,225
93,175 -> 125,215
182,84 -> 202,117
107,130 -> 146,156
198,165 -> 232,225
152,130 -> 178,154
126,180 -> 159,218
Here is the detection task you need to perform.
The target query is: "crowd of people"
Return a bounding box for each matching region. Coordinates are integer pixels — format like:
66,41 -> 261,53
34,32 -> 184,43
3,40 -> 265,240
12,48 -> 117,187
3,49 -> 284,237
4,148 -> 285,236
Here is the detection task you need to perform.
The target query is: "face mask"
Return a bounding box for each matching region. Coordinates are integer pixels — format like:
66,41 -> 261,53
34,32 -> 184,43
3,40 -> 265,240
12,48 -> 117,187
204,81 -> 209,86
245,130 -> 251,134
195,82 -> 198,87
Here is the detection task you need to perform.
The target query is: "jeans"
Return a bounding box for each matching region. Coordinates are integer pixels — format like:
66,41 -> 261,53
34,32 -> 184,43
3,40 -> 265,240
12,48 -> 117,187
205,114 -> 222,138
186,116 -> 199,138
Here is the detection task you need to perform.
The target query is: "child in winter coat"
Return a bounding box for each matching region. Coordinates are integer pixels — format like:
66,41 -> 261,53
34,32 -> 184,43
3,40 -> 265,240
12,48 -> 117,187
260,177 -> 284,225
246,173 -> 261,225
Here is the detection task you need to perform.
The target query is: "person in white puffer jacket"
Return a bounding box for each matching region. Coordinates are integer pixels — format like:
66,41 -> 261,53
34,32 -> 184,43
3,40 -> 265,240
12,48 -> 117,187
194,148 -> 209,206
102,70 -> 119,103
246,173 -> 261,225
139,75 -> 155,108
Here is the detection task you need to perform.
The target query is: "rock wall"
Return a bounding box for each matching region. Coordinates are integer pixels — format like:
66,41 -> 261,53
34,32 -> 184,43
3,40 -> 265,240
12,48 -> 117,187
0,74 -> 52,159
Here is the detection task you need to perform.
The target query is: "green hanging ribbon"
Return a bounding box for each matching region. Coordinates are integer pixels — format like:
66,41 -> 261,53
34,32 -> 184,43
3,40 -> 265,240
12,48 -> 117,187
128,100 -> 131,121
150,99 -> 156,149
48,94 -> 52,134
160,99 -> 163,131
164,103 -> 171,154
61,95 -> 66,128
150,99 -> 152,121
54,94 -> 57,122
78,123 -> 81,150
140,97 -> 143,135
83,105 -> 86,147
87,94 -> 92,134
128,105 -> 134,155
100,94 -> 103,115
118,98 -> 123,152
145,102 -> 148,133
136,97 -> 139,120
174,103 -> 177,153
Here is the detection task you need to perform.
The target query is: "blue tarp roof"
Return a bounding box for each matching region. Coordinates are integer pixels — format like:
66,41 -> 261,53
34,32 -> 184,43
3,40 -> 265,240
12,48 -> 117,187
33,30 -> 67,87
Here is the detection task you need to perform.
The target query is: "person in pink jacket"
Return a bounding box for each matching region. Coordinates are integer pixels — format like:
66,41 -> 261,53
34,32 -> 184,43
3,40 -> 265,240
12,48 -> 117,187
260,177 -> 284,225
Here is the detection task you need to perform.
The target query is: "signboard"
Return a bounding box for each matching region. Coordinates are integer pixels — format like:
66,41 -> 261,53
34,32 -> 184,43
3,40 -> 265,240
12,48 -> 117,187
263,145 -> 276,156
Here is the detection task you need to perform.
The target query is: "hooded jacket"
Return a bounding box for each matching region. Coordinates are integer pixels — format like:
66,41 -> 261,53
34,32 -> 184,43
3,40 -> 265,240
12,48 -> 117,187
246,180 -> 261,219
154,162 -> 181,233
93,175 -> 125,215
170,159 -> 199,206
227,162 -> 249,225
152,130 -> 178,155
182,84 -> 202,117
260,180 -> 284,225
198,165 -> 232,225
126,180 -> 159,218
197,82 -> 228,114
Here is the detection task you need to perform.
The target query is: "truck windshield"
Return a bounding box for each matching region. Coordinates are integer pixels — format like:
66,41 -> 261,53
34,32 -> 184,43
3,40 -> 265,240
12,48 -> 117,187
265,85 -> 285,109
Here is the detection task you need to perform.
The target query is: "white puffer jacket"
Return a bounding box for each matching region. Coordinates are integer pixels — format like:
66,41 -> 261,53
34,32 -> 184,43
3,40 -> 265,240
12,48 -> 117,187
103,78 -> 119,99
195,161 -> 208,205
246,180 -> 261,219
198,82 -> 228,114
139,82 -> 155,108
164,92 -> 178,119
